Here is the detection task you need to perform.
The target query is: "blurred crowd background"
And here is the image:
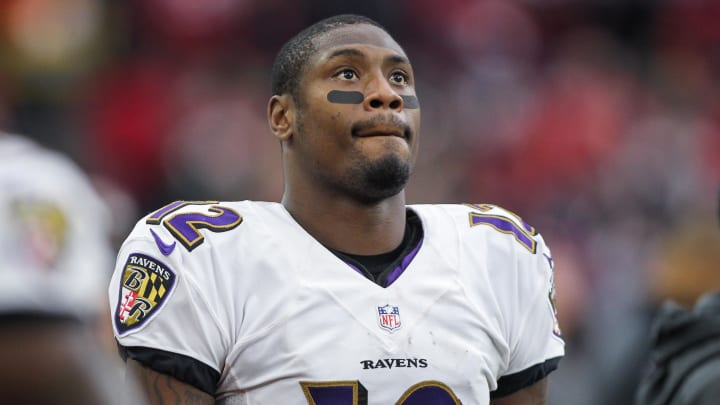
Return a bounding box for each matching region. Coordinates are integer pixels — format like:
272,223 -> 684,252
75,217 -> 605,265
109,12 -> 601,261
1,0 -> 718,403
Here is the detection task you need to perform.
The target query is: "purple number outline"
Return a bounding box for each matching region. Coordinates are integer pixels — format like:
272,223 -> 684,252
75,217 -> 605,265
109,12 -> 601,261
465,203 -> 537,235
398,381 -> 463,405
469,212 -> 537,253
146,201 -> 190,225
163,206 -> 242,251
300,381 -> 367,405
300,380 -> 460,405
145,201 -> 242,251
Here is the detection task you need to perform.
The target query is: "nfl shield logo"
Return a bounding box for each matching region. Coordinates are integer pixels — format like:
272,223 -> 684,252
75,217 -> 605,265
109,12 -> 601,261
377,304 -> 402,332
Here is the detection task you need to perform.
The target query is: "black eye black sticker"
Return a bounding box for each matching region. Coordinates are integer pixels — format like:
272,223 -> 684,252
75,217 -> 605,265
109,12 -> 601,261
327,90 -> 364,104
400,95 -> 419,109
327,90 -> 419,109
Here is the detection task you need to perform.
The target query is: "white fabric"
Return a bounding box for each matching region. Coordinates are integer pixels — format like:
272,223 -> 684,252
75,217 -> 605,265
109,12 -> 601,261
110,201 -> 564,404
0,133 -> 113,318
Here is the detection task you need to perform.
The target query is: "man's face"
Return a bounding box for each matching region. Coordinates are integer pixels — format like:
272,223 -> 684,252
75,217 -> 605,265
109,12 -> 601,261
289,23 -> 421,204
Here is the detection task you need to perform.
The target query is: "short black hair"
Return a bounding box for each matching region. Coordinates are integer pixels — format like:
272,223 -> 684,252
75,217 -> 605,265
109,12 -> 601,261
271,14 -> 388,101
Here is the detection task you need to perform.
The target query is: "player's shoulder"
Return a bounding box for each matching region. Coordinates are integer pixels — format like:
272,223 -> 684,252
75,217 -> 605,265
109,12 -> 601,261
0,133 -> 107,212
410,202 -> 527,221
124,200 -> 282,253
114,200 -> 278,311
0,134 -> 111,318
111,200 -> 290,336
1,133 -> 86,180
411,202 -> 545,255
0,133 -> 52,162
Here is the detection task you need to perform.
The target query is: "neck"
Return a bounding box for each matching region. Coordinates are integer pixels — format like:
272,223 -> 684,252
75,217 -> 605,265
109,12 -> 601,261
282,190 -> 407,255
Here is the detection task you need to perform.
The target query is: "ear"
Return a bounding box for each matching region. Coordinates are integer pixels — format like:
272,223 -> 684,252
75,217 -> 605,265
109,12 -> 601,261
268,94 -> 294,141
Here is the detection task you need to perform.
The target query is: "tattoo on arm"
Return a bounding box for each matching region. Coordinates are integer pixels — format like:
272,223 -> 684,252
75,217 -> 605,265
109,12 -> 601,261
183,389 -> 212,405
129,360 -> 214,405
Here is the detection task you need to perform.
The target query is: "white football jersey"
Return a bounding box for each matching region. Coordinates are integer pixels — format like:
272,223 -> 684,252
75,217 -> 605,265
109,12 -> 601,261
110,201 -> 564,404
0,133 -> 113,318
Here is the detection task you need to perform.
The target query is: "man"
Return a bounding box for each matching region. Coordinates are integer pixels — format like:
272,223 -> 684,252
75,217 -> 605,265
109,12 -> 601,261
109,14 -> 563,404
0,131 -> 144,403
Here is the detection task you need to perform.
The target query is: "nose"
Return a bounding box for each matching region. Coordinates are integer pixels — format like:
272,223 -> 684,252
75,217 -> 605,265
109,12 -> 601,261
363,76 -> 403,111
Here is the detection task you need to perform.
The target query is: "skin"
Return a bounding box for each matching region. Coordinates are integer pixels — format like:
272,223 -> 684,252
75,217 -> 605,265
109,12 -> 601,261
269,23 -> 420,255
127,360 -> 213,405
129,23 -> 550,404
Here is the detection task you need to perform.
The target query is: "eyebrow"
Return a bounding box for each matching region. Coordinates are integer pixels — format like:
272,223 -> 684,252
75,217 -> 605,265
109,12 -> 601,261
325,48 -> 411,67
385,54 -> 411,66
326,48 -> 365,61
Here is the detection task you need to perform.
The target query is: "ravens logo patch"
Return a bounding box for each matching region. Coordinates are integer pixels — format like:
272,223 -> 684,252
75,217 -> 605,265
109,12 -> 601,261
114,253 -> 177,335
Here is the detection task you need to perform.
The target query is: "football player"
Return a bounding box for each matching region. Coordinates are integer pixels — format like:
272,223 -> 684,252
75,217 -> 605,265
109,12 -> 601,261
0,131 -> 144,403
110,14 -> 564,404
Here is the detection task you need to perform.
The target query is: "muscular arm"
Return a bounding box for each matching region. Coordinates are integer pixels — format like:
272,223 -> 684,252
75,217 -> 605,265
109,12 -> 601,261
490,378 -> 548,405
127,359 -> 215,405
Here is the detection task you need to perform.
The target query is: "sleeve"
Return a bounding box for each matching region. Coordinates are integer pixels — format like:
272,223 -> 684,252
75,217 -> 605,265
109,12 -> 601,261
492,231 -> 565,398
108,223 -> 230,394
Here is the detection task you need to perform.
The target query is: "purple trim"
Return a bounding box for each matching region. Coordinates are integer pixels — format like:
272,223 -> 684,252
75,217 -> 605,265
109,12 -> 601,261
470,214 -> 535,252
150,228 -> 176,256
337,237 -> 423,287
345,261 -> 365,276
385,237 -> 423,286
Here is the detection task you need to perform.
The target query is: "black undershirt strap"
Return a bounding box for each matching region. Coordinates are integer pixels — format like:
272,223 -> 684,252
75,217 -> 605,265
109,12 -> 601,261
329,209 -> 423,287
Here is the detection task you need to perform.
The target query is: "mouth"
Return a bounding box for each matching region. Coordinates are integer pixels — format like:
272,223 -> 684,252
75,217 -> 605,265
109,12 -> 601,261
351,118 -> 412,140
353,127 -> 406,139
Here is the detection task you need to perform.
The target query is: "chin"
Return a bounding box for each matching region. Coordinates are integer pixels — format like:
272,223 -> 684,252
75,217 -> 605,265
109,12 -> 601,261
346,153 -> 411,204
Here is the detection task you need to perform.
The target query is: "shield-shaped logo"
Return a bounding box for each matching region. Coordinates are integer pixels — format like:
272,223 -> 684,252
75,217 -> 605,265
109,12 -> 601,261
114,253 -> 177,335
377,304 -> 402,332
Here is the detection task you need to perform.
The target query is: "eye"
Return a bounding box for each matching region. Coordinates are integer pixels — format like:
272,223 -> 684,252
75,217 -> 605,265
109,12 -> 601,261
335,69 -> 358,81
389,71 -> 409,86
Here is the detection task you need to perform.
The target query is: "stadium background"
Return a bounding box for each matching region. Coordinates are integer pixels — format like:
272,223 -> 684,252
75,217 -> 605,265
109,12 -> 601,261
0,0 -> 718,403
